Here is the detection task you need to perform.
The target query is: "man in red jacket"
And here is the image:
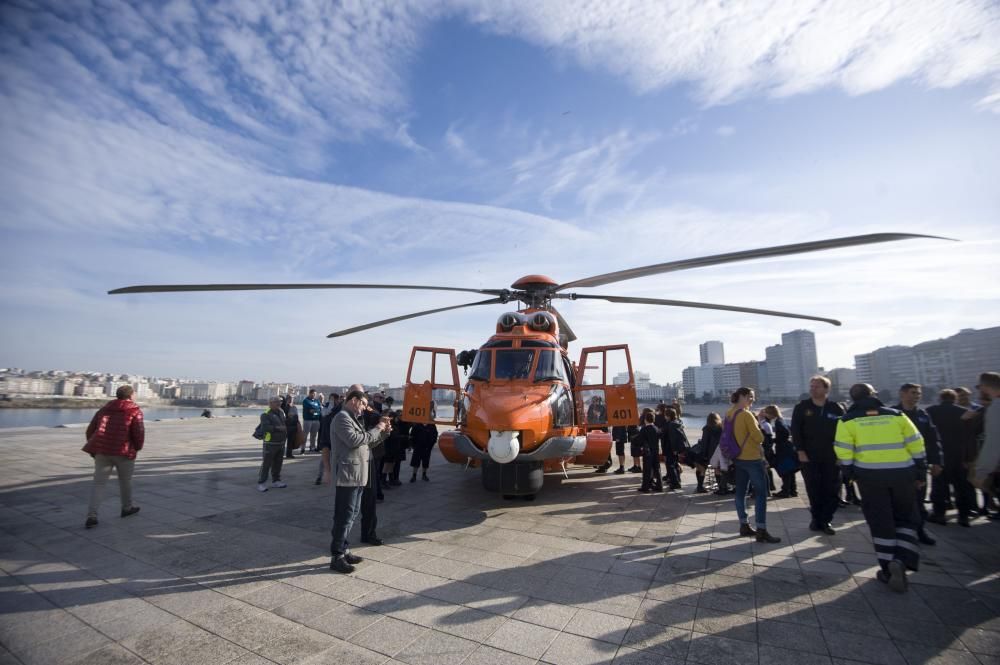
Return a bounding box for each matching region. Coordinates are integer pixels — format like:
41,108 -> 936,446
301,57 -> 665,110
83,385 -> 145,528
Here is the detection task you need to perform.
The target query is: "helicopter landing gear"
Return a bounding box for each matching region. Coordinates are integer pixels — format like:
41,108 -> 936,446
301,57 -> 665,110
482,459 -> 544,497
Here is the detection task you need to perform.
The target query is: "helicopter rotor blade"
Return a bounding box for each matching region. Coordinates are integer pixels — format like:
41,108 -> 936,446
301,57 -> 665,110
570,293 -> 842,326
555,233 -> 953,291
109,283 -> 507,296
327,298 -> 505,338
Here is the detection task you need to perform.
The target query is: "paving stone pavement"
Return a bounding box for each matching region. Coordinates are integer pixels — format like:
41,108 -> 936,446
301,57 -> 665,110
1,417 -> 999,665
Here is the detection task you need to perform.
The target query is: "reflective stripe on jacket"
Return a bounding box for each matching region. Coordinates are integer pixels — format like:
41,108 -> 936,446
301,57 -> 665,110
834,399 -> 925,470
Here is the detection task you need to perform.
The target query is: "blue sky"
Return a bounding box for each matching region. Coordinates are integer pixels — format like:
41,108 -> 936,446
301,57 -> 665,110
1,1 -> 999,386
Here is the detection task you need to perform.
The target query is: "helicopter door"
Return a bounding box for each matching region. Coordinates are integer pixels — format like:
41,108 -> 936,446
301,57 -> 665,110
575,345 -> 639,428
402,347 -> 460,425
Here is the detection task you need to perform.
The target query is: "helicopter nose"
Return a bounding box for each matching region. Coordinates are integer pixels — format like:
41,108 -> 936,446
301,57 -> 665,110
487,431 -> 520,464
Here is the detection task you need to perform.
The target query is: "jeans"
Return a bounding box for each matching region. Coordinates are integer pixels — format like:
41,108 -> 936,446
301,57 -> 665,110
87,455 -> 135,518
258,443 -> 284,484
303,419 -> 320,449
734,458 -> 769,529
330,485 -> 364,558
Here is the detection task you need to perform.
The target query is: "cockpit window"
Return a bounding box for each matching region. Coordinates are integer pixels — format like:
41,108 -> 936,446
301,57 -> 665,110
494,350 -> 535,380
469,350 -> 492,381
534,350 -> 567,382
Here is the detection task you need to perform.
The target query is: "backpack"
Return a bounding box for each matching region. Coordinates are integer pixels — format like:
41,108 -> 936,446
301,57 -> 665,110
252,423 -> 264,440
719,413 -> 744,459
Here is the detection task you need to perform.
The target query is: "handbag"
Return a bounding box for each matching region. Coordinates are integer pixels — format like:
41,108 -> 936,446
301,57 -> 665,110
295,429 -> 306,447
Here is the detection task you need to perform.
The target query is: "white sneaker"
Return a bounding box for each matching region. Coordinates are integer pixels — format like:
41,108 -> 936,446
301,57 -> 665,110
257,483 -> 268,492
271,481 -> 287,488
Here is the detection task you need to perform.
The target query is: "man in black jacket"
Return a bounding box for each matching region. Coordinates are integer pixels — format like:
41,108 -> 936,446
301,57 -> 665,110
927,389 -> 977,526
893,383 -> 942,543
792,376 -> 846,535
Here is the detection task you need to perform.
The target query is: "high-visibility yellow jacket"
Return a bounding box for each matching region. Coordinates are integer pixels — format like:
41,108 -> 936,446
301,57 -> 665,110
834,399 -> 925,470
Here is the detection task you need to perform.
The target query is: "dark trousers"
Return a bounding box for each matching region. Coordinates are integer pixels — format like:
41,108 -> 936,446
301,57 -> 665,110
932,464 -> 975,518
410,444 -> 433,470
258,443 -> 284,484
856,469 -> 920,572
801,461 -> 841,525
330,485 -> 363,558
663,449 -> 680,488
780,472 -> 797,494
641,450 -> 663,490
361,483 -> 378,541
285,427 -> 299,458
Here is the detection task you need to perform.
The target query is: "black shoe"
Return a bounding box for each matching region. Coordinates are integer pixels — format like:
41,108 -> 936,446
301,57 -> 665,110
344,552 -> 363,565
944,500 -> 955,510
926,513 -> 947,525
850,497 -> 862,506
809,520 -> 822,532
918,530 -> 936,546
877,569 -> 891,585
422,473 -> 429,482
695,487 -> 708,494
376,493 -> 385,501
389,479 -> 402,487
837,498 -> 849,507
739,523 -> 757,537
330,557 -> 355,574
629,466 -> 642,473
286,454 -> 295,459
121,506 -> 140,518
638,487 -> 651,493
887,559 -> 908,593
958,516 -> 971,527
594,467 -> 608,474
315,478 -> 322,486
85,517 -> 98,529
756,529 -> 781,544
614,466 -> 625,475
772,491 -> 790,498
410,475 -> 417,483
822,524 -> 836,536
790,492 -> 799,497
361,537 -> 383,546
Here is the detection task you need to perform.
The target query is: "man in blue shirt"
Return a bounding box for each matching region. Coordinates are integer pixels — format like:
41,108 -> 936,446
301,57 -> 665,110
302,389 -> 323,452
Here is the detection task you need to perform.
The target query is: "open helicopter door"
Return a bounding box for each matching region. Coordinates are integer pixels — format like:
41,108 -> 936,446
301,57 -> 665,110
402,347 -> 461,426
574,345 -> 639,428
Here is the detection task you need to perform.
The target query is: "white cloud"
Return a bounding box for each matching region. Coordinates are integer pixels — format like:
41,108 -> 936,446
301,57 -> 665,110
444,124 -> 487,167
715,125 -> 736,137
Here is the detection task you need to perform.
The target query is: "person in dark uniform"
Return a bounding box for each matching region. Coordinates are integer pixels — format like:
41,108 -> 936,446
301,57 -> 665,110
637,411 -> 662,492
764,405 -> 797,497
410,421 -> 438,482
608,423 -> 637,474
835,383 -> 925,593
691,413 -> 722,494
792,375 -> 846,535
661,407 -> 688,491
893,383 -> 941,544
926,389 -> 977,527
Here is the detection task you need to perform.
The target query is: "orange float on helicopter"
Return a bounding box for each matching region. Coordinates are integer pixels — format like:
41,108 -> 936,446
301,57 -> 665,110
109,233 -> 951,498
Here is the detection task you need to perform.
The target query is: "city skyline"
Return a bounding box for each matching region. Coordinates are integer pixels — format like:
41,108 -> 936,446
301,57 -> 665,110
2,2 -> 999,384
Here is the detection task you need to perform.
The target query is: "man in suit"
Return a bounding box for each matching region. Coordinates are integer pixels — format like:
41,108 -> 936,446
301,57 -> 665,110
325,389 -> 390,574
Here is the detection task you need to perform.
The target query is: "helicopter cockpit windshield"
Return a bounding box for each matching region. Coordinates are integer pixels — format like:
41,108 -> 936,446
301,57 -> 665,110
533,350 -> 567,383
494,350 -> 535,380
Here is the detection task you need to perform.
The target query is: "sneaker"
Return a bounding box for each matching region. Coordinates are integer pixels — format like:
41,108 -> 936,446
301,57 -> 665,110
739,523 -> 757,537
329,557 -> 355,574
85,516 -> 98,529
271,481 -> 287,488
120,506 -> 140,518
343,552 -> 363,565
614,466 -> 626,475
257,483 -> 268,492
756,529 -> 781,544
887,559 -> 908,593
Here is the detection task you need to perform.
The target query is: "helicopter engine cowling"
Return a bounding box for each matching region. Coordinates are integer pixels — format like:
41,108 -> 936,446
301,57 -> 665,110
487,430 -> 520,463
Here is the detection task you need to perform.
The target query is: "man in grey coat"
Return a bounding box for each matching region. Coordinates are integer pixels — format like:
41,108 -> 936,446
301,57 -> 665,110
325,389 -> 390,574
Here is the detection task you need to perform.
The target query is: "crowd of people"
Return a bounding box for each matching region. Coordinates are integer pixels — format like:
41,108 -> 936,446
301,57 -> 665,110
80,371 -> 999,590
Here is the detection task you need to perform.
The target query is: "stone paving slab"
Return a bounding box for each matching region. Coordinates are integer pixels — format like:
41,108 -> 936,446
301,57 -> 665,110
1,418 -> 999,664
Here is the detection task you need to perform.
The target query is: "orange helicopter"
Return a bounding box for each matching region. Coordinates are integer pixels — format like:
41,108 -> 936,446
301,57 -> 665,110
110,233 -> 947,498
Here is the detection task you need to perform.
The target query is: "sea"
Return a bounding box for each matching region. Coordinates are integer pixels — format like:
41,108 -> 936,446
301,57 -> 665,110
0,406 -> 264,429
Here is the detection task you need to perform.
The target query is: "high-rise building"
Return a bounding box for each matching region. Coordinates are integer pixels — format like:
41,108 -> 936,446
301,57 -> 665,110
781,330 -> 818,399
712,364 -> 742,398
825,368 -> 857,400
737,361 -> 768,393
854,327 -> 1000,393
682,366 -> 717,400
700,341 -> 724,366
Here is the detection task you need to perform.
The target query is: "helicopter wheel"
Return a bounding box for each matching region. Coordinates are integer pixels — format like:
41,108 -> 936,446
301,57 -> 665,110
522,494 -> 536,502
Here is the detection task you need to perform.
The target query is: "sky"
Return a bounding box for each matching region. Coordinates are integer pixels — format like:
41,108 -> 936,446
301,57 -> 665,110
1,0 -> 999,387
